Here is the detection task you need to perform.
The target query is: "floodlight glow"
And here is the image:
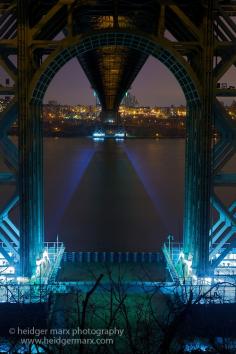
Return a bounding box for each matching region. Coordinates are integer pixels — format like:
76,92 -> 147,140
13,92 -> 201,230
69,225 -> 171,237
43,250 -> 49,261
115,132 -> 125,138
7,266 -> 15,274
93,138 -> 104,142
204,277 -> 212,284
178,251 -> 185,261
17,277 -> 29,283
0,259 -> 7,266
36,258 -> 42,266
93,132 -> 105,138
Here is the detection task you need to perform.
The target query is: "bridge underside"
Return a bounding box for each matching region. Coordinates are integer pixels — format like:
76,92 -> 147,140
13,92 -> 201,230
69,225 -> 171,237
0,1 -> 235,280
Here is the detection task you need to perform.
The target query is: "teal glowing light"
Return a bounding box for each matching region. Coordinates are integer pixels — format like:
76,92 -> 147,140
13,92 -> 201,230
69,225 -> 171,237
93,132 -> 105,138
93,138 -> 104,141
115,132 -> 125,138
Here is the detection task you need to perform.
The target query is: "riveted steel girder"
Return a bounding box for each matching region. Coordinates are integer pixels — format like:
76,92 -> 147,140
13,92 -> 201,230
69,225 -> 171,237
18,0 -> 43,277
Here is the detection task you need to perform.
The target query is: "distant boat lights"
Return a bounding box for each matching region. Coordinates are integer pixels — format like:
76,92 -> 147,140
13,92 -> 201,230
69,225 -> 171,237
93,131 -> 105,138
114,132 -> 125,138
92,130 -> 125,140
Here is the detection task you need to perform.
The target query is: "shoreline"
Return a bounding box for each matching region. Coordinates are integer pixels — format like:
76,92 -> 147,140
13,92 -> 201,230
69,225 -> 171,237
9,133 -> 186,139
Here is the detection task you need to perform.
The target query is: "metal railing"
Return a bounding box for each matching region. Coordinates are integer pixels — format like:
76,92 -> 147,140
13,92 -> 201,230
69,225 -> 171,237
162,243 -> 181,283
62,251 -> 162,263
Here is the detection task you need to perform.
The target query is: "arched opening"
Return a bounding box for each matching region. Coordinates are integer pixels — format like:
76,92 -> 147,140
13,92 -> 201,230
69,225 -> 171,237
31,32 -> 199,104
23,30 -> 202,275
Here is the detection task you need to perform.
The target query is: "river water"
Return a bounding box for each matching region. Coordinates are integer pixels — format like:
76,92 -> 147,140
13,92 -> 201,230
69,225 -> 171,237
1,137 -> 234,252
44,138 -> 185,251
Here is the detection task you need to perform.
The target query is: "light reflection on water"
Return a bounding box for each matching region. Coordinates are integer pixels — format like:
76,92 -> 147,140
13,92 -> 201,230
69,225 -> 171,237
0,137 -> 235,252
44,138 -> 185,251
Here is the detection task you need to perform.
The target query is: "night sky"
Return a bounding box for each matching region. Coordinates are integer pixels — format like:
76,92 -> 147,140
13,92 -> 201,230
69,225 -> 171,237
44,56 -> 186,107
44,54 -> 236,107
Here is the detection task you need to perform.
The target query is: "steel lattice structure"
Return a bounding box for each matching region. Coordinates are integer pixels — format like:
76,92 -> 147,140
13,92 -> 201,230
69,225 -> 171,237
0,0 -> 235,277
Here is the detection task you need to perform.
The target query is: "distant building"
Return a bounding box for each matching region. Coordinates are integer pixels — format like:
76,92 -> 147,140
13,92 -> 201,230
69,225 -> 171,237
48,100 -> 58,106
122,92 -> 139,107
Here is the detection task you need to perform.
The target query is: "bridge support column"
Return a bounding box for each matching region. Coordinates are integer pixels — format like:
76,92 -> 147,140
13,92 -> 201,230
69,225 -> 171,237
18,0 -> 44,277
101,110 -> 119,124
183,1 -> 214,276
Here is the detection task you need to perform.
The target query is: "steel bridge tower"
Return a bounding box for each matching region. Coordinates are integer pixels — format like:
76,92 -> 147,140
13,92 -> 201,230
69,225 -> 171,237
0,0 -> 236,278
